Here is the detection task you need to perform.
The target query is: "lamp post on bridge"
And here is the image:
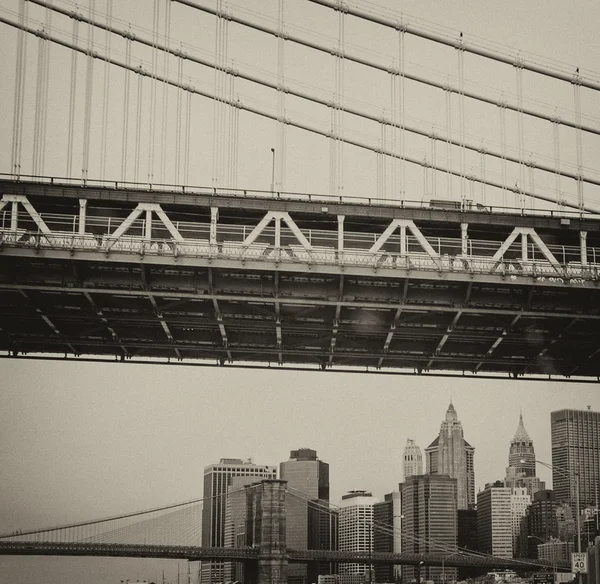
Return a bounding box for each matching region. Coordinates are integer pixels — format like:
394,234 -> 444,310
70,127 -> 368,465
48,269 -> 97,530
525,459 -> 582,584
270,148 -> 275,194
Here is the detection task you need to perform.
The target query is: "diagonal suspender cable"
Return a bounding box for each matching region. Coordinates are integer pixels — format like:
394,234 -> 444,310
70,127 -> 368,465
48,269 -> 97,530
27,0 -> 600,188
2,14 -> 597,214
168,0 -> 600,136
308,0 -> 600,92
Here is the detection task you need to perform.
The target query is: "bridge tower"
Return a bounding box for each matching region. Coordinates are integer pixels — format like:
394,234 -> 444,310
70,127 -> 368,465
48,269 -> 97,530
245,479 -> 288,584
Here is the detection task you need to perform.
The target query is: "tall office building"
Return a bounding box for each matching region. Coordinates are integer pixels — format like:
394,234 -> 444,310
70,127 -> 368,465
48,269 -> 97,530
518,490 -> 566,558
425,402 -> 475,509
280,448 -> 333,584
403,438 -> 423,480
477,481 -> 512,559
373,491 -> 402,583
402,475 -> 458,584
551,409 -> 600,510
510,487 -> 531,556
509,413 -> 536,475
223,475 -> 261,583
505,414 -> 545,498
201,458 -> 277,584
457,508 -> 479,581
338,490 -> 378,580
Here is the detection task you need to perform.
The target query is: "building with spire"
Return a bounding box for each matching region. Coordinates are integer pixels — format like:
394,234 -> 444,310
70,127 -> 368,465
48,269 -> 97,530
403,438 -> 423,480
425,402 -> 475,509
505,413 -> 545,497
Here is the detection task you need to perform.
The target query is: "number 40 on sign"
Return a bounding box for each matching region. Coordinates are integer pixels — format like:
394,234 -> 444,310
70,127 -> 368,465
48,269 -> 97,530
572,553 -> 587,574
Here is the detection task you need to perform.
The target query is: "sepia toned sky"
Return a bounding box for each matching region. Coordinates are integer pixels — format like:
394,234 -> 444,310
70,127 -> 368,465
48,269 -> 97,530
1,0 -> 600,582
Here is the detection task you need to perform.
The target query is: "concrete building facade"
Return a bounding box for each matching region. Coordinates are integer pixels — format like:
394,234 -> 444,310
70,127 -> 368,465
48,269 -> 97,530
201,458 -> 277,584
518,490 -> 562,558
425,402 -> 475,510
403,439 -> 423,481
510,487 -> 531,557
477,482 -> 512,559
338,491 -> 378,579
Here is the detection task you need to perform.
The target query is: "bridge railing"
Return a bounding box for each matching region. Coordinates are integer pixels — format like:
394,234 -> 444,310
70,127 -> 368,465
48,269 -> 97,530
2,173 -> 598,219
1,224 -> 598,282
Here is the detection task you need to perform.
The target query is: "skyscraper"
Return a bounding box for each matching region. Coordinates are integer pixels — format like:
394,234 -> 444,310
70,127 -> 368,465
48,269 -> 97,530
518,490 -> 560,558
280,448 -> 333,584
477,481 -> 512,559
201,458 -> 277,584
509,413 -> 535,475
339,490 -> 378,581
510,487 -> 531,557
505,413 -> 545,497
403,438 -> 423,480
402,474 -> 458,584
425,402 -> 475,509
551,409 -> 600,509
373,491 -> 402,584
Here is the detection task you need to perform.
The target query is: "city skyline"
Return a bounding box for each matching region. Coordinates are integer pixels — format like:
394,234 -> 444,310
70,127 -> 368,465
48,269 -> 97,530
197,405 -> 597,507
1,0 -> 600,581
1,358 -> 599,583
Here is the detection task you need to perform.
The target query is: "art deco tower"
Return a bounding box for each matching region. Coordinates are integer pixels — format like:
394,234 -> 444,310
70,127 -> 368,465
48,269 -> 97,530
505,413 -> 545,497
425,402 -> 475,509
509,413 -> 535,476
403,438 -> 423,480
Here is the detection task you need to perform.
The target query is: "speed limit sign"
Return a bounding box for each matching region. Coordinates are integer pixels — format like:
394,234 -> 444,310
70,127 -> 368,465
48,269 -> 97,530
572,552 -> 588,574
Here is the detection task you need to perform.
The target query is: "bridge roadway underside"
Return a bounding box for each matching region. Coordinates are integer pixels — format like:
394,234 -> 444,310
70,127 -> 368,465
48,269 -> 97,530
2,256 -> 600,378
1,180 -> 600,379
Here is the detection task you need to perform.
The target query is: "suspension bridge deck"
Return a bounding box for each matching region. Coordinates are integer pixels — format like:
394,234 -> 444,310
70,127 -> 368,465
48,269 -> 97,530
1,177 -> 600,379
0,541 -> 569,570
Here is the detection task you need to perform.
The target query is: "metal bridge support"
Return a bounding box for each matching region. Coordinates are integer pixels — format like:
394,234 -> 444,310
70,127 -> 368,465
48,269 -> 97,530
78,199 -> 87,235
246,479 -> 288,584
581,231 -> 588,266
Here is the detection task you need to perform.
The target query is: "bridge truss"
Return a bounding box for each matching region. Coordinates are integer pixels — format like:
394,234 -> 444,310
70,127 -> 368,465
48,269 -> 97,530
0,0 -> 599,378
1,178 -> 600,379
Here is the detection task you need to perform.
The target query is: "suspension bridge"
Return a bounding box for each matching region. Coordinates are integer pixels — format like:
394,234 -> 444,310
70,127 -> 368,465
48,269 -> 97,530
0,0 -> 599,379
0,479 -> 569,584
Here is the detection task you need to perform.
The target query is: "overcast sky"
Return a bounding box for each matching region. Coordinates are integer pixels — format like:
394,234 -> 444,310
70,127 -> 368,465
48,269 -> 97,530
1,0 -> 600,583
